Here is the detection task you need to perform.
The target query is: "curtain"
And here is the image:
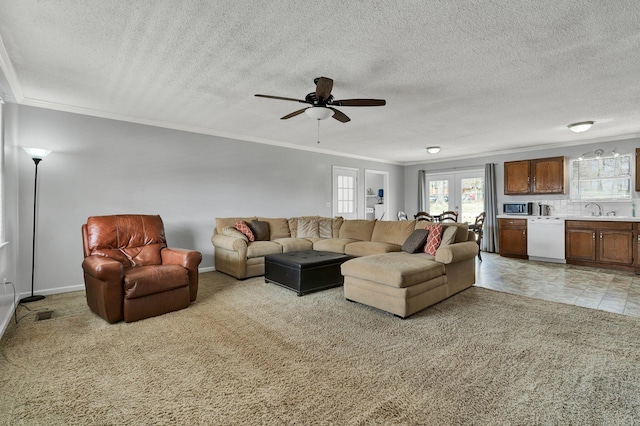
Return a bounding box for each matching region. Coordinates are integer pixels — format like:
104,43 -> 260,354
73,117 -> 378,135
418,170 -> 427,213
483,163 -> 498,253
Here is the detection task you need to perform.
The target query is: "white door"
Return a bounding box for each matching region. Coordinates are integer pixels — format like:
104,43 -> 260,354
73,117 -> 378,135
332,166 -> 358,219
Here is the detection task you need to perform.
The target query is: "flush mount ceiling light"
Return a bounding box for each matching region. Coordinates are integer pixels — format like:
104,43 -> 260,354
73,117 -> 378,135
426,146 -> 441,154
305,107 -> 334,120
568,121 -> 594,133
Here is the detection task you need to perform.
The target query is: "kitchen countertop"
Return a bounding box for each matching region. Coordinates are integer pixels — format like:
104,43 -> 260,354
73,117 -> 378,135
497,214 -> 640,222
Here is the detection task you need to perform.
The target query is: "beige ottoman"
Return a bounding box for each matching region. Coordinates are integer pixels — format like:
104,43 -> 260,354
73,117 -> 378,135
341,252 -> 447,318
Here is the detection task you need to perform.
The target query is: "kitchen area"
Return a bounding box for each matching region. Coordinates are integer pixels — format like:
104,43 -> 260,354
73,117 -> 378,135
498,152 -> 640,273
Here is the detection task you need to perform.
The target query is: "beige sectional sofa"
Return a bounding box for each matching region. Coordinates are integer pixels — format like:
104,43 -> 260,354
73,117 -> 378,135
211,216 -> 478,317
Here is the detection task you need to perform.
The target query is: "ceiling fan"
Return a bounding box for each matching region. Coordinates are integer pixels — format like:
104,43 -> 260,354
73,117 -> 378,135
255,76 -> 386,123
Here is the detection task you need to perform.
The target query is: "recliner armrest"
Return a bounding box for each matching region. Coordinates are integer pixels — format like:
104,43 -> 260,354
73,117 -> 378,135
82,256 -> 124,281
161,247 -> 202,271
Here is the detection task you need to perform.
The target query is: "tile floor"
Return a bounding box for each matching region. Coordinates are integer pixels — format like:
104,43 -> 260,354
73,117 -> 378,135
475,253 -> 640,318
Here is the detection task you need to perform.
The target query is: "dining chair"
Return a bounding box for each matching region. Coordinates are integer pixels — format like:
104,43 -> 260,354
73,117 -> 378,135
414,212 -> 434,221
469,212 -> 485,261
439,211 -> 459,222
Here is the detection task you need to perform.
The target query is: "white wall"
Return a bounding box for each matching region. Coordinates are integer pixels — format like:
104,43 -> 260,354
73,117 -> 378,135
404,138 -> 640,217
7,104 -> 404,301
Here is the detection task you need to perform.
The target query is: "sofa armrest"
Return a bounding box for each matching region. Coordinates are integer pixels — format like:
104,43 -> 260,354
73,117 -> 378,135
161,248 -> 202,271
211,234 -> 248,252
435,241 -> 479,264
82,256 -> 123,281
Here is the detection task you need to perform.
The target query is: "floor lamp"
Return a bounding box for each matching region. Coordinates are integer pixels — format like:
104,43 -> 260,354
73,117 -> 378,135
21,147 -> 52,303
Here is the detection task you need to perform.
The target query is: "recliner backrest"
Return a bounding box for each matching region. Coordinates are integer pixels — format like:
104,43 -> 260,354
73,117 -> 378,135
83,215 -> 167,267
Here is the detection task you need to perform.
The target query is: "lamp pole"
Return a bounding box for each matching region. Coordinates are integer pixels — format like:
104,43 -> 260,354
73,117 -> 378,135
21,147 -> 51,303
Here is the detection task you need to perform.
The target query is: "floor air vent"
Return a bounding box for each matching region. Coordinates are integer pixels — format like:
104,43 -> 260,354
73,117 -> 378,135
35,310 -> 53,321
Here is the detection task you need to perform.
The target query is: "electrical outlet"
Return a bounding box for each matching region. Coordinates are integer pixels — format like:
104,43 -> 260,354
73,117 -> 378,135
3,278 -> 8,285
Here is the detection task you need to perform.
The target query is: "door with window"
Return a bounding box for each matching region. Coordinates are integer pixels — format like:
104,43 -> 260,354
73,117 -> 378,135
424,170 -> 484,223
332,166 -> 358,219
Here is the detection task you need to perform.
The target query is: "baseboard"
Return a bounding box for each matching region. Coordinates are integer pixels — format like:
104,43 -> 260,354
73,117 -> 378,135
199,266 -> 216,273
0,292 -> 19,341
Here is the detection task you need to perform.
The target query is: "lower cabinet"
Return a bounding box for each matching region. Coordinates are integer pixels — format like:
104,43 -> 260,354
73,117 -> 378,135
566,220 -> 634,271
498,218 -> 528,259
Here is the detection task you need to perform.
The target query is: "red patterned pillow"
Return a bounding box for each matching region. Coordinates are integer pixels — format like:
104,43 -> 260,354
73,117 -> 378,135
235,221 -> 255,242
423,222 -> 443,255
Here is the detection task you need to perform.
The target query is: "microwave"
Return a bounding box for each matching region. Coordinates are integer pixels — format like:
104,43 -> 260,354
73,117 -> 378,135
503,202 -> 534,215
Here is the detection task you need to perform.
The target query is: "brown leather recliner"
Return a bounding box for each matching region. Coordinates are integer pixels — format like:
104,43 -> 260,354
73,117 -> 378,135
81,214 -> 202,323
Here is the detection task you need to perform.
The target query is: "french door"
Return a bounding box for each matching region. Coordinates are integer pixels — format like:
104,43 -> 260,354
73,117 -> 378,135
424,170 -> 484,223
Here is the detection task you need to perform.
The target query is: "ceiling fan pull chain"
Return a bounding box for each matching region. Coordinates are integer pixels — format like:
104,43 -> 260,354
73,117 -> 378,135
317,119 -> 321,144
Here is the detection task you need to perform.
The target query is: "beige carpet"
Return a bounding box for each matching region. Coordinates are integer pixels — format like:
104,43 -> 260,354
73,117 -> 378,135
1,272 -> 639,425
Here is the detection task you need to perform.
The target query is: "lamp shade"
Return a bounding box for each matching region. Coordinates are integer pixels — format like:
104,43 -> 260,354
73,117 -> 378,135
23,147 -> 52,160
568,121 -> 594,133
305,107 -> 334,120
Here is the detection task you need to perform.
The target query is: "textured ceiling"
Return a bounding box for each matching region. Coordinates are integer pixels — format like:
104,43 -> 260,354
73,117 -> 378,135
0,0 -> 639,164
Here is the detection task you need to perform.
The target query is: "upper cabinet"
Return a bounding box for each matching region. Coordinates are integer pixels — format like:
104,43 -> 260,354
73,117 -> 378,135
504,156 -> 566,195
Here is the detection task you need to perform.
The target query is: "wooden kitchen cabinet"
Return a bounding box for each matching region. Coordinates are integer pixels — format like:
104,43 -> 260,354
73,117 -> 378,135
566,220 -> 634,271
504,156 -> 565,195
499,218 -> 528,259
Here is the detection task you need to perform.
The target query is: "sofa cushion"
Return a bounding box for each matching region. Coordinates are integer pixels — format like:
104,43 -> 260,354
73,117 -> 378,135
250,220 -> 270,241
246,241 -> 282,258
402,229 -> 429,253
423,222 -> 443,255
371,220 -> 417,246
318,218 -> 334,238
339,219 -> 376,241
345,241 -> 402,257
440,225 -> 458,246
443,222 -> 470,243
313,238 -> 357,254
341,252 -> 445,288
272,237 -> 314,253
221,226 -> 249,242
235,221 -> 255,242
332,217 -> 344,238
297,218 -> 320,238
257,217 -> 290,239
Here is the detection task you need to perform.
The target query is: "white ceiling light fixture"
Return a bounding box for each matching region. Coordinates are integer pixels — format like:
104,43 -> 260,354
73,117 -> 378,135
305,107 -> 334,120
568,121 -> 594,133
426,146 -> 441,154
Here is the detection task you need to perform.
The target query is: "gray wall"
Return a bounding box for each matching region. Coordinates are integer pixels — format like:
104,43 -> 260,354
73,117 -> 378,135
7,104 -> 404,300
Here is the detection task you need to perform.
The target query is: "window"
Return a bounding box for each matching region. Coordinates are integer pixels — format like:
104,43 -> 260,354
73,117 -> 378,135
332,166 -> 358,219
570,153 -> 631,201
422,170 -> 484,223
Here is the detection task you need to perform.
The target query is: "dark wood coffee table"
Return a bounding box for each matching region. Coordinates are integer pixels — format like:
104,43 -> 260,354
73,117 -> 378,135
265,250 -> 351,296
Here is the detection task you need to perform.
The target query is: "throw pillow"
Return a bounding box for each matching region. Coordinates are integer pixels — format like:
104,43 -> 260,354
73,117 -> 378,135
297,218 -> 320,238
440,225 -> 458,247
250,220 -> 270,241
401,229 -> 430,253
221,226 -> 249,242
234,221 -> 255,242
423,222 -> 443,256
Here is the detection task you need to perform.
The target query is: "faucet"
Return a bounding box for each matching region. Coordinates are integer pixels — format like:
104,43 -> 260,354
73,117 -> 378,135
585,203 -> 602,216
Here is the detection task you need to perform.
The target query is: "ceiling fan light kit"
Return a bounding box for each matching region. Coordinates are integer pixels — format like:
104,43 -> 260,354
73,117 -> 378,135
426,146 -> 441,154
568,121 -> 594,133
305,107 -> 334,120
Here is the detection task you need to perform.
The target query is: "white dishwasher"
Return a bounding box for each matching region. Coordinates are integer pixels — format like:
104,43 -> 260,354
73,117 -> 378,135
527,216 -> 566,263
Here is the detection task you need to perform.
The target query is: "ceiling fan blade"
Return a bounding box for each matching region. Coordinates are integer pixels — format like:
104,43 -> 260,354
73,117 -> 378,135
281,108 -> 308,120
255,94 -> 307,103
315,77 -> 333,101
331,98 -> 386,107
328,107 -> 350,123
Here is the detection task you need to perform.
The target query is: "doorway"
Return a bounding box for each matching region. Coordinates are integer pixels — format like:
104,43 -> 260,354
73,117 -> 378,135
365,170 -> 389,221
423,170 -> 484,223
